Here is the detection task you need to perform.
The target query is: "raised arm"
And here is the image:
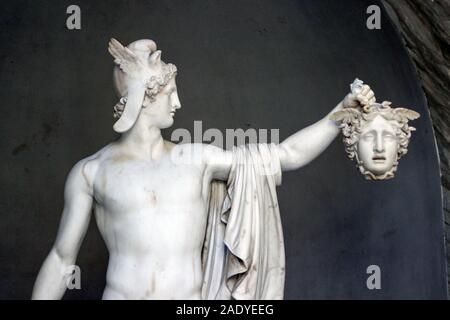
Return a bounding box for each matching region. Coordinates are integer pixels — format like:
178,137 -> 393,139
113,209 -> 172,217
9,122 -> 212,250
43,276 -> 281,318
278,81 -> 375,171
201,80 -> 375,178
32,158 -> 96,300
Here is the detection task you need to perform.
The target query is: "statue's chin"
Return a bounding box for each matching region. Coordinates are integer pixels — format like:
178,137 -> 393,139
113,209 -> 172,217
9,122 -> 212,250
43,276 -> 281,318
358,165 -> 397,181
366,167 -> 391,176
159,118 -> 174,130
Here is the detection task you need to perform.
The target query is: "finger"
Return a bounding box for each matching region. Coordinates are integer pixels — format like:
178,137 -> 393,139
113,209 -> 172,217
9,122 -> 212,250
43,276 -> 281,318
369,97 -> 376,105
357,95 -> 369,106
365,91 -> 375,100
361,85 -> 371,95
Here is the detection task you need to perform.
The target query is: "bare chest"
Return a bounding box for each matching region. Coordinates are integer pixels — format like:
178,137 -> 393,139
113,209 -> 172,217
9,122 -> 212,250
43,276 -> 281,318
93,158 -> 208,214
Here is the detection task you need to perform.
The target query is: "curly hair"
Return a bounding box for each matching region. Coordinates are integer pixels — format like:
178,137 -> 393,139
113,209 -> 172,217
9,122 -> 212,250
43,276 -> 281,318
330,102 -> 419,180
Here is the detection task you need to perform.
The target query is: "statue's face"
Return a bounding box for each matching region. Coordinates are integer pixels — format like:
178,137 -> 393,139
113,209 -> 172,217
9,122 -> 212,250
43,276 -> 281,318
356,115 -> 398,176
142,77 -> 181,129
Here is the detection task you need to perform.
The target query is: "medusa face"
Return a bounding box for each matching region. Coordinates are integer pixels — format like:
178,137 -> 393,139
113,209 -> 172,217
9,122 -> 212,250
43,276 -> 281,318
356,115 -> 399,177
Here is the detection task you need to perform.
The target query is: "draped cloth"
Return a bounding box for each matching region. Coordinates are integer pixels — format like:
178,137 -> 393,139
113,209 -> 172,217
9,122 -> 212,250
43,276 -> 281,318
201,144 -> 285,300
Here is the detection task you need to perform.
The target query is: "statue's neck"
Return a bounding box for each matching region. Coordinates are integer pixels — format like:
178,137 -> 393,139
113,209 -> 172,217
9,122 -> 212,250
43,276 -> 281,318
119,122 -> 166,160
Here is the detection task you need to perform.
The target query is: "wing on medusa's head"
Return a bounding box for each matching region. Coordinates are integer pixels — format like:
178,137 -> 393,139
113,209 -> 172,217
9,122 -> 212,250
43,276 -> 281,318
329,108 -> 362,124
393,108 -> 421,121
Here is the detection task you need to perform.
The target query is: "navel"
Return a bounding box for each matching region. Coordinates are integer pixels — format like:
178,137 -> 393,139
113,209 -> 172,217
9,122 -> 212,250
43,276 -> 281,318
149,190 -> 158,206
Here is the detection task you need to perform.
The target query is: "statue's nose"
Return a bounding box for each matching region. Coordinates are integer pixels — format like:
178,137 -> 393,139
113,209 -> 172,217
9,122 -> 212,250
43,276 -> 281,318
374,134 -> 385,153
172,92 -> 181,109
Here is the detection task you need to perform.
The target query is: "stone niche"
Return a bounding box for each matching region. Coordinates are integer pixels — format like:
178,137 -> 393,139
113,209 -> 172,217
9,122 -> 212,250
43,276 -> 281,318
0,0 -> 447,299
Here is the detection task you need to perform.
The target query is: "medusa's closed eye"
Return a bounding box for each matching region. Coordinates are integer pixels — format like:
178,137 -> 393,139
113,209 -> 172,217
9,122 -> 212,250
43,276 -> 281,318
362,131 -> 375,142
383,131 -> 397,142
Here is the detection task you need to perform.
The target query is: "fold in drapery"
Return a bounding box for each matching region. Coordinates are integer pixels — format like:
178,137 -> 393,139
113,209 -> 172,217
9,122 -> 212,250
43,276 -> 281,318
201,144 -> 285,300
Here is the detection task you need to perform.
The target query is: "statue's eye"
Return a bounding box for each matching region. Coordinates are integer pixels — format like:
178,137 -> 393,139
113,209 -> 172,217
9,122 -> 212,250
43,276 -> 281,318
383,133 -> 396,141
362,133 -> 375,141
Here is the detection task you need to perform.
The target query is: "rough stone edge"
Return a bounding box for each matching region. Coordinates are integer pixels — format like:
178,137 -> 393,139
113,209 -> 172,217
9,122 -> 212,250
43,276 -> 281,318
381,0 -> 450,298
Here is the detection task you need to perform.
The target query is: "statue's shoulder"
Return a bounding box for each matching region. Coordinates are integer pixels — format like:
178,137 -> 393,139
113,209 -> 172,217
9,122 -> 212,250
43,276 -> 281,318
68,143 -> 116,189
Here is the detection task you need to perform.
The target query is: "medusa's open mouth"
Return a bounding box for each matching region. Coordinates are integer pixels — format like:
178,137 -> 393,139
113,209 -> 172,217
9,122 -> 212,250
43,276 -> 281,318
372,155 -> 386,163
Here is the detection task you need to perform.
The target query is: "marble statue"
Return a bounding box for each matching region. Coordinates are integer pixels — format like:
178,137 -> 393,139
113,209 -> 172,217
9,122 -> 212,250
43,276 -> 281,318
331,80 -> 420,180
32,38 -> 378,300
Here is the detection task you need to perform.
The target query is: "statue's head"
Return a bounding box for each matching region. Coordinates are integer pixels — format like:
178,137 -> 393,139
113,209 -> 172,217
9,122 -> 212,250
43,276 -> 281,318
108,38 -> 180,133
331,102 -> 420,180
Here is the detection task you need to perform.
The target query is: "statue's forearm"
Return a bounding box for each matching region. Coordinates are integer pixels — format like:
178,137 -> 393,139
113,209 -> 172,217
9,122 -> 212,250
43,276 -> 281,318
278,101 -> 343,171
31,248 -> 72,300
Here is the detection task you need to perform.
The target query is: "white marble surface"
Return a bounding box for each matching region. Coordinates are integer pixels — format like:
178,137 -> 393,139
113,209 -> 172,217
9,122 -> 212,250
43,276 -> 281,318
31,39 -> 375,300
331,90 -> 420,180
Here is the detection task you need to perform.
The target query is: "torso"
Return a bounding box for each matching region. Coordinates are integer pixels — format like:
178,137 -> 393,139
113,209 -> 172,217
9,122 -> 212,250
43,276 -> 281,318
87,142 -> 215,299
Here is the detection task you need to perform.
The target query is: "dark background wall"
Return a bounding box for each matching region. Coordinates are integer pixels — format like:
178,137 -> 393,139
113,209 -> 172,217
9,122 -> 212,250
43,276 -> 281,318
0,0 -> 447,299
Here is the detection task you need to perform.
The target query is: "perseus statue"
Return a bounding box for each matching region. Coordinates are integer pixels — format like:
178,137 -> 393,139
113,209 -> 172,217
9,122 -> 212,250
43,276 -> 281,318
32,38 -> 378,300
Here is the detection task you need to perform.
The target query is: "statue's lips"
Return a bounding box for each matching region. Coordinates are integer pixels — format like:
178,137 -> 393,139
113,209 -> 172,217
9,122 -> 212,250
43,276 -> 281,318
372,155 -> 386,163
